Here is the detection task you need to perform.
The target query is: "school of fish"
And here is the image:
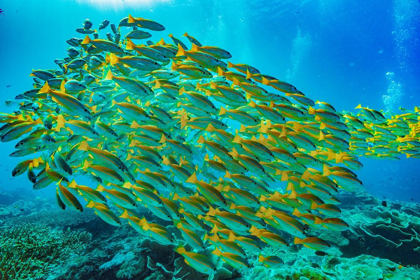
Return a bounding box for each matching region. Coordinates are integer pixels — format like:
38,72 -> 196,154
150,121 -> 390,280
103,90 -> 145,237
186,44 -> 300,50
2,15 -> 420,274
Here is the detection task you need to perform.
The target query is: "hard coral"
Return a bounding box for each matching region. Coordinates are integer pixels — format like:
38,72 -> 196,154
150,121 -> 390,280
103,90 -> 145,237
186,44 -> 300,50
0,224 -> 91,280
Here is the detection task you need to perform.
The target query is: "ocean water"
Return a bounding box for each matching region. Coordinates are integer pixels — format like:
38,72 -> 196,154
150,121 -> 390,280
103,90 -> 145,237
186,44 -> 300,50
0,0 -> 420,279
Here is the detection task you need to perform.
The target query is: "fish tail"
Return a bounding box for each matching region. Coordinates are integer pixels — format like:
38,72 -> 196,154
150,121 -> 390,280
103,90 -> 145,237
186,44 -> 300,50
86,200 -> 96,208
176,44 -> 186,57
128,14 -> 136,24
109,53 -> 119,66
262,77 -> 270,85
81,35 -> 91,45
63,64 -> 68,74
186,172 -> 198,183
175,245 -> 187,255
82,159 -> 90,171
322,164 -> 331,177
212,248 -> 222,256
78,141 -> 90,151
120,209 -> 130,219
191,43 -> 199,52
294,237 -> 303,244
318,131 -> 325,141
105,69 -> 114,80
246,69 -> 252,79
125,38 -> 136,50
39,82 -> 52,94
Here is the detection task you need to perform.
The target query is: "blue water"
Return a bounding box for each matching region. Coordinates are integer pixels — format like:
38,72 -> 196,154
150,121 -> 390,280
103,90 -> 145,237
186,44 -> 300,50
1,0 -> 419,203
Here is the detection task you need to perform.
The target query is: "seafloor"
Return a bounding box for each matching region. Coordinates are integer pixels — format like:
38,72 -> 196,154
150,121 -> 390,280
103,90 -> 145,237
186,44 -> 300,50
1,188 -> 419,280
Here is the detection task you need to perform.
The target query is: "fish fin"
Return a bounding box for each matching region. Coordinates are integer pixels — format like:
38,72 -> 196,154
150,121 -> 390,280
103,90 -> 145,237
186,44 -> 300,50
219,106 -> 227,116
125,38 -> 136,50
355,104 -> 362,109
249,225 -> 261,236
280,126 -> 287,137
205,124 -> 216,132
258,255 -> 265,263
246,69 -> 252,79
249,100 -> 257,108
308,106 -> 315,115
128,14 -> 136,24
81,35 -> 91,45
154,80 -> 161,89
186,172 -> 198,184
232,77 -> 240,86
159,134 -> 167,143
262,77 -> 270,85
180,112 -> 188,129
318,131 -> 325,141
78,141 -> 90,151
323,165 -> 331,177
86,200 -> 96,208
227,61 -> 234,68
82,159 -> 90,171
294,237 -> 303,244
158,38 -> 166,45
212,248 -> 222,256
176,44 -> 186,57
105,69 -> 114,80
289,189 -> 297,199
314,217 -> 323,225
281,172 -> 289,181
109,53 -> 119,66
229,147 -> 239,158
207,206 -> 218,216
232,135 -> 242,143
191,43 -> 199,52
195,82 -> 203,91
39,82 -> 52,94
197,135 -> 205,144
217,67 -> 224,77
171,63 -> 179,71
59,80 -> 66,93
120,209 -> 130,219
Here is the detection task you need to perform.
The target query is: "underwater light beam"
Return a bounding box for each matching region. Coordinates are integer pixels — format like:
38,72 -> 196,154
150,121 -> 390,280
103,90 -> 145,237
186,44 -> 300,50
75,0 -> 171,10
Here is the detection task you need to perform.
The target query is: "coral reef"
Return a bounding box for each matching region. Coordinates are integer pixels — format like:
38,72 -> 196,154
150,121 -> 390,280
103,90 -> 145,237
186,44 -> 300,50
0,224 -> 91,280
242,254 -> 420,280
1,190 -> 420,279
4,208 -> 98,229
339,192 -> 420,265
0,200 -> 36,218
